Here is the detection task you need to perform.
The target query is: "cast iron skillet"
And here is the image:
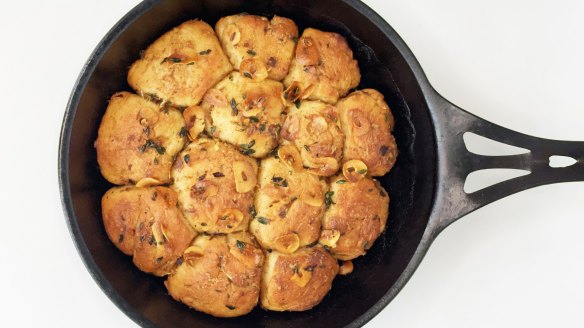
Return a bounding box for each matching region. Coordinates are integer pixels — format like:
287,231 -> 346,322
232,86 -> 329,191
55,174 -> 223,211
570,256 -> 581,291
58,0 -> 584,327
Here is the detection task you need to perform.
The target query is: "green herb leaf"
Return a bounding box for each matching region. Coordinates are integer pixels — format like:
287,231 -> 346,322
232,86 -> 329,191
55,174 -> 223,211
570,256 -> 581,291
249,116 -> 259,123
294,99 -> 301,108
336,179 -> 346,184
247,49 -> 257,56
209,126 -> 216,135
199,49 -> 212,55
230,98 -> 238,116
179,127 -> 188,137
236,240 -> 246,251
256,217 -> 269,225
140,139 -> 166,154
243,72 -> 253,79
259,123 -> 266,132
303,145 -> 310,152
358,169 -> 368,175
239,139 -> 256,155
225,305 -> 236,310
212,172 -> 225,178
161,57 -> 182,64
324,191 -> 335,207
248,206 -> 257,218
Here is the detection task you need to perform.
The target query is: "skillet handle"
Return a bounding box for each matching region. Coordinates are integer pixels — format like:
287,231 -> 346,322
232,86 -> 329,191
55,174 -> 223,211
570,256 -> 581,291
427,90 -> 584,234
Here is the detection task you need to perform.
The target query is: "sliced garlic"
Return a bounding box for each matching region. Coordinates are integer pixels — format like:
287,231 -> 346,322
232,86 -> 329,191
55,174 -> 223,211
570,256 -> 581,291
339,260 -> 354,275
290,266 -> 313,287
278,144 -> 302,172
350,109 -> 371,137
183,105 -> 206,140
300,189 -> 324,207
136,177 -> 163,188
240,58 -> 268,82
183,245 -> 204,264
273,233 -> 300,254
342,159 -> 368,182
218,208 -> 245,232
233,160 -> 257,193
319,229 -> 341,248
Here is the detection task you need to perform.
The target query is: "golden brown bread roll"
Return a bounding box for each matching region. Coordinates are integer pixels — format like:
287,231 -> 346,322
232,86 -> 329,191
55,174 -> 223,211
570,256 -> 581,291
202,71 -> 286,158
165,233 -> 264,317
128,20 -> 233,107
250,156 -> 327,253
320,175 -> 389,261
95,92 -> 186,185
171,138 -> 258,233
260,245 -> 339,311
283,28 -> 360,104
337,89 -> 397,176
101,186 -> 196,276
216,14 -> 298,81
280,100 -> 344,176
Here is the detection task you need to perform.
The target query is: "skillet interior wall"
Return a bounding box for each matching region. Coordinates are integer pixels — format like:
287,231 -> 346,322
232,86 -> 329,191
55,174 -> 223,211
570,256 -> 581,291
65,0 -> 437,326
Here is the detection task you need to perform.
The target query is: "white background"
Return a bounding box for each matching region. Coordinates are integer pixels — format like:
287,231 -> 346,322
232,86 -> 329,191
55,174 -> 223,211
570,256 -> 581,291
1,0 -> 582,327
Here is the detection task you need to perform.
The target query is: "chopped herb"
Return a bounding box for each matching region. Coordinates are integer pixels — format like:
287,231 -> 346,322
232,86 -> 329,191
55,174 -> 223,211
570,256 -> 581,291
156,256 -> 164,263
303,145 -> 310,152
153,157 -> 159,165
161,57 -> 182,64
248,205 -> 257,218
236,240 -> 246,251
198,173 -> 206,181
259,123 -> 266,132
177,105 -> 187,112
212,172 -> 225,178
292,264 -> 299,274
384,113 -> 390,122
151,191 -> 158,201
336,179 -> 346,184
140,139 -> 166,154
272,176 -> 288,188
358,169 -> 368,175
294,99 -> 301,108
380,145 -> 389,156
176,257 -> 184,266
364,241 -> 370,250
243,72 -> 253,79
201,222 -> 207,226
230,98 -> 238,116
292,36 -> 298,43
143,126 -> 150,136
225,305 -> 236,310
239,139 -> 256,155
249,116 -> 259,123
118,234 -> 124,243
256,217 -> 269,225
179,127 -> 188,137
186,62 -> 195,65
324,191 -> 335,207
247,49 -> 257,56
209,126 -> 217,135
183,154 -> 190,164
268,147 -> 279,158
199,49 -> 212,55
148,235 -> 156,246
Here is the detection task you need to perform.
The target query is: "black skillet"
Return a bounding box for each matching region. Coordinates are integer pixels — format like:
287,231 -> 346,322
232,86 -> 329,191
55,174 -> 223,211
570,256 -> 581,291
58,0 -> 584,327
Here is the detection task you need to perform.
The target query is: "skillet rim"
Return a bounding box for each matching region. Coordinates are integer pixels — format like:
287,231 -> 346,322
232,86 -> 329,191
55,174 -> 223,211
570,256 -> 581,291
58,0 -> 436,327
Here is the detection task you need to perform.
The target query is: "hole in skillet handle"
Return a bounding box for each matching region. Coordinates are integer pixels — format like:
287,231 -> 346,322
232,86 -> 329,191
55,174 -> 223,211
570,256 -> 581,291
428,92 -> 584,233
